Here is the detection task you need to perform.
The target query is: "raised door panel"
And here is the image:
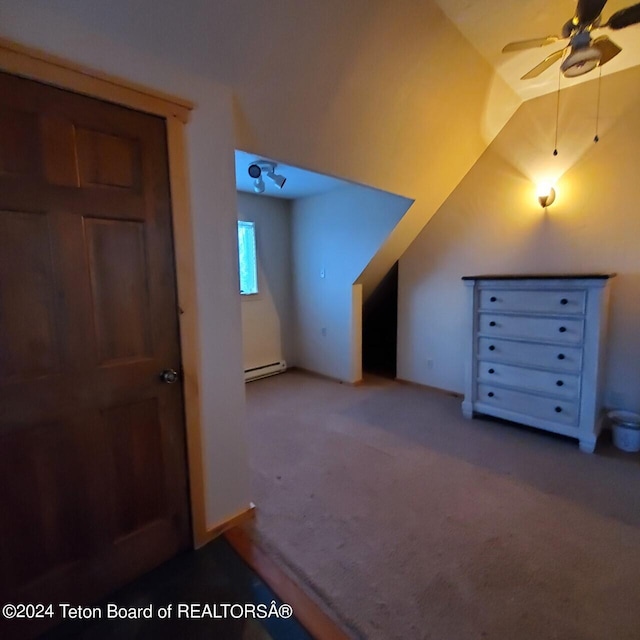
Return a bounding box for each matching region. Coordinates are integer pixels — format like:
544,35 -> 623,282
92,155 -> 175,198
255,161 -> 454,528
0,210 -> 59,381
0,415 -> 109,595
76,128 -> 141,191
40,116 -> 80,187
103,399 -> 166,539
0,105 -> 42,178
85,218 -> 152,364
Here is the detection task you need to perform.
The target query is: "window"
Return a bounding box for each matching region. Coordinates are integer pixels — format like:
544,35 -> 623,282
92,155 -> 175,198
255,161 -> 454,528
237,220 -> 258,295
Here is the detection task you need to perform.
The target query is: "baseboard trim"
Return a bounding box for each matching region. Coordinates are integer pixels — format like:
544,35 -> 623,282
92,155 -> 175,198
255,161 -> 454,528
395,377 -> 463,398
197,503 -> 256,548
225,526 -> 353,640
289,366 -> 363,387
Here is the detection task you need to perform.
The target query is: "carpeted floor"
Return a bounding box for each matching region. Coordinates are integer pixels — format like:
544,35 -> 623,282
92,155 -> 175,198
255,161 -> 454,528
244,370 -> 640,640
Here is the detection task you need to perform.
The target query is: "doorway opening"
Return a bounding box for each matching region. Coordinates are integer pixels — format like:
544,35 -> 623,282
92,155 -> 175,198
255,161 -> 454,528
362,262 -> 398,379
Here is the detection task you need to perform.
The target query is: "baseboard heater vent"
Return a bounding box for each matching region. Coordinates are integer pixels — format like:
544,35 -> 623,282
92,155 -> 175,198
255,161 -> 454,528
244,360 -> 287,383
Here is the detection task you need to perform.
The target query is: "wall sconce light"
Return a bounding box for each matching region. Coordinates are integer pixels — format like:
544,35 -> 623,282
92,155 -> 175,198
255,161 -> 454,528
537,184 -> 556,208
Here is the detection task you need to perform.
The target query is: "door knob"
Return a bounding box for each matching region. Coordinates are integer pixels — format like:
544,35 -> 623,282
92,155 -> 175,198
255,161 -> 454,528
160,369 -> 179,384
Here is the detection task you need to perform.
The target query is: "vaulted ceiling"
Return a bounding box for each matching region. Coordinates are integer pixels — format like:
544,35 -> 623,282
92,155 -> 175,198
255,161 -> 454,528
434,0 -> 640,101
8,0 -> 639,107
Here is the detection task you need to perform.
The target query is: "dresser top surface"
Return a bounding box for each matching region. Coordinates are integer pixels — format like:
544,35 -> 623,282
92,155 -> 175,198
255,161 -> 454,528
461,274 -> 615,281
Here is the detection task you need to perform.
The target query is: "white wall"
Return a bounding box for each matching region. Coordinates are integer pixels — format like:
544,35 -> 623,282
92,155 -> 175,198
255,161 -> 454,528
398,65 -> 640,413
292,185 -> 411,382
237,192 -> 293,370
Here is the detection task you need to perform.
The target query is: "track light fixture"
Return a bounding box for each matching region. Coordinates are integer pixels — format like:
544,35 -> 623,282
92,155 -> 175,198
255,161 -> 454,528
266,169 -> 286,189
247,160 -> 287,193
253,177 -> 265,194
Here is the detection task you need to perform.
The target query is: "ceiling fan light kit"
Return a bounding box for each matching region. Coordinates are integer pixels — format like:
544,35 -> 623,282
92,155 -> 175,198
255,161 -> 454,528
561,46 -> 602,77
502,0 -> 639,80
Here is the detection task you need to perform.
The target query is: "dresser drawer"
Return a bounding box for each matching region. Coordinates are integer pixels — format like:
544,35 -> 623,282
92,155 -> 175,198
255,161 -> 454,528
477,337 -> 582,372
477,361 -> 580,399
479,288 -> 585,315
479,314 -> 584,344
477,384 -> 579,427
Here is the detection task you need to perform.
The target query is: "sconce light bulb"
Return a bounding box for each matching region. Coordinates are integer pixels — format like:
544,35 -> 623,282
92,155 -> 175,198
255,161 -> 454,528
537,185 -> 556,208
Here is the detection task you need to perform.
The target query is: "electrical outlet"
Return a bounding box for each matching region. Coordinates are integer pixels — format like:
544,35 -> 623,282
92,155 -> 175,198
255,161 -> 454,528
427,359 -> 434,370
320,268 -> 325,279
321,327 -> 327,337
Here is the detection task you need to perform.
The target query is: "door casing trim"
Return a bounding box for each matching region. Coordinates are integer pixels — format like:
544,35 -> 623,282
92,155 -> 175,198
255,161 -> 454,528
0,37 -> 214,547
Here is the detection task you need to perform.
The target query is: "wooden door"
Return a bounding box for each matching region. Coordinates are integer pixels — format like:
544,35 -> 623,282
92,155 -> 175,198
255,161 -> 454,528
0,72 -> 190,636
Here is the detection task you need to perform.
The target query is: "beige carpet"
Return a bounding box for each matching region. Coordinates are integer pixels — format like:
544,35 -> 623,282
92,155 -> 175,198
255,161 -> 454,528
244,370 -> 640,640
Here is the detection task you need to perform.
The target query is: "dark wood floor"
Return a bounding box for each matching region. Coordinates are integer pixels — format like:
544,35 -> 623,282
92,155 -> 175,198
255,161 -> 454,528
226,526 -> 352,640
39,535 -> 313,640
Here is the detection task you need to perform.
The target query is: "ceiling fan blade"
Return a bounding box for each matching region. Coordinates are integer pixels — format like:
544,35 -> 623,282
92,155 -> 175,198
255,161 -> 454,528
521,49 -> 566,80
605,2 -> 640,29
502,36 -> 561,53
576,0 -> 609,25
592,35 -> 622,65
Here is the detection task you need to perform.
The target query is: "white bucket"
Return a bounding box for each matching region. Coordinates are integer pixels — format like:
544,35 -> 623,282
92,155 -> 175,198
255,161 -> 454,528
609,410 -> 640,453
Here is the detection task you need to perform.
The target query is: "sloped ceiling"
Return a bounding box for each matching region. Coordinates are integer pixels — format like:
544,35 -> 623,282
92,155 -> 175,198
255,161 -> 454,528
234,150 -> 348,199
8,1 -> 639,107
434,0 -> 640,101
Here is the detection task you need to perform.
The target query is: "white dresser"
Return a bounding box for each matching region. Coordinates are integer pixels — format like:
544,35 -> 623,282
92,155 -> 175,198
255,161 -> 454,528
462,275 -> 614,452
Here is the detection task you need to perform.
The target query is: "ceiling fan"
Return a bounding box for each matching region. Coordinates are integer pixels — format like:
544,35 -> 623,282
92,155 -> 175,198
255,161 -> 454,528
502,0 -> 640,79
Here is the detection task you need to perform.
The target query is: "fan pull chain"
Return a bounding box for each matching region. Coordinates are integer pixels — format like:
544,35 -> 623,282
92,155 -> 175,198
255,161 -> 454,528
553,66 -> 561,156
594,66 -> 602,143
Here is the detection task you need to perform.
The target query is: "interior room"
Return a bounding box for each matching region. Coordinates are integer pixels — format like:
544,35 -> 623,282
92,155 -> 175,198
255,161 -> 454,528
234,150 -> 411,384
1,0 -> 640,638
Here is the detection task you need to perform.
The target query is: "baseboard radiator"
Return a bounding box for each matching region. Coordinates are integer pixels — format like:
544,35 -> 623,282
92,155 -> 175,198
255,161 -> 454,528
244,360 -> 287,383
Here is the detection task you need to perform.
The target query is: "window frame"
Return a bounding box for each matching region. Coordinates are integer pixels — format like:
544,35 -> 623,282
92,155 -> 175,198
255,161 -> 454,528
237,219 -> 259,297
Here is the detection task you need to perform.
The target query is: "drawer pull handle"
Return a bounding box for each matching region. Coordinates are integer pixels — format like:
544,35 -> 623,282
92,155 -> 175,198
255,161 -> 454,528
560,298 -> 568,305
489,321 -> 497,327
556,380 -> 564,387
488,392 -> 494,398
489,345 -> 495,351
488,368 -> 495,374
555,406 -> 562,413
557,353 -> 565,360
490,296 -> 497,302
559,326 -> 567,333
